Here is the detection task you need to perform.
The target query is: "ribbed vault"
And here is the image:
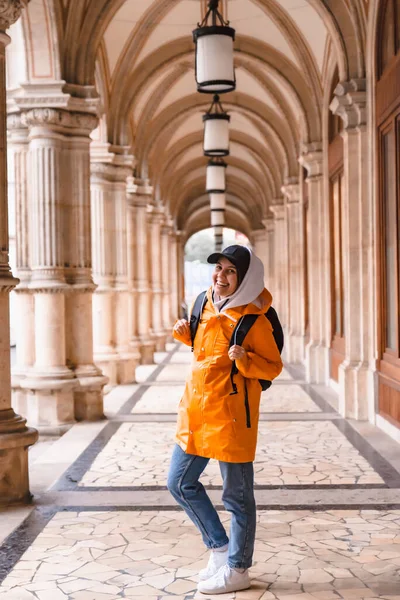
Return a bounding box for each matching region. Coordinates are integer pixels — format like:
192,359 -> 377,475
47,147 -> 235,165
7,0 -> 369,235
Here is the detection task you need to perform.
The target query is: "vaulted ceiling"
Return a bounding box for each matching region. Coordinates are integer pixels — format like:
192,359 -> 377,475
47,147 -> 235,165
6,0 -> 369,240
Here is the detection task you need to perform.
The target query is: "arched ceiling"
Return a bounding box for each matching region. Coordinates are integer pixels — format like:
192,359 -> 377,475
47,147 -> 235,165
7,0 -> 369,235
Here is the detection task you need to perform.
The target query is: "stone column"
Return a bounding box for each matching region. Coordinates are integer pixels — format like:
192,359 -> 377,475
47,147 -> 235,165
330,80 -> 375,420
20,108 -> 106,430
90,162 -> 119,384
114,168 -> 138,381
0,0 -> 38,505
90,155 -> 138,385
161,221 -> 173,338
269,202 -> 289,328
299,145 -> 330,383
282,182 -> 305,363
176,231 -> 186,318
7,114 -> 35,415
262,217 -> 275,292
252,229 -> 268,282
169,229 -> 179,323
126,181 -> 155,364
62,114 -> 107,421
148,205 -> 166,351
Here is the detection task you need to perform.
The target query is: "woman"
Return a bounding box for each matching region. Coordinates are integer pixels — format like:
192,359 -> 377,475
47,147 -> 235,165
168,244 -> 283,595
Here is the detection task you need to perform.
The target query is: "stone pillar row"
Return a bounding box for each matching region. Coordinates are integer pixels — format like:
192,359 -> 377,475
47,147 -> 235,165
90,150 -> 139,385
8,107 -> 108,434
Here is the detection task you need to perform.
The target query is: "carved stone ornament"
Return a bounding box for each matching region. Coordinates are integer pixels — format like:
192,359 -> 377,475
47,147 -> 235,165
24,108 -> 98,134
90,162 -> 131,183
0,0 -> 26,31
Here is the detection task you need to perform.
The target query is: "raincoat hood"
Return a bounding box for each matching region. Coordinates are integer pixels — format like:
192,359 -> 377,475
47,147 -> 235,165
213,248 -> 269,313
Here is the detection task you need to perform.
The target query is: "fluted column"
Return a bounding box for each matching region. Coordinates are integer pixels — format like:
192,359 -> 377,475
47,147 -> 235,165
269,202 -> 289,329
0,0 -> 38,505
161,221 -> 173,337
126,181 -> 155,364
252,229 -> 268,283
330,80 -> 375,420
64,116 -> 108,420
91,157 -> 138,385
7,114 -> 35,416
282,182 -> 305,363
90,163 -> 118,383
19,108 -> 106,431
299,145 -> 330,384
148,205 -> 167,351
176,231 -> 186,318
262,217 -> 275,292
169,229 -> 179,323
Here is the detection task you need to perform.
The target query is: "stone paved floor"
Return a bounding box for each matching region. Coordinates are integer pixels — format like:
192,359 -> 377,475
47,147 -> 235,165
1,343 -> 400,599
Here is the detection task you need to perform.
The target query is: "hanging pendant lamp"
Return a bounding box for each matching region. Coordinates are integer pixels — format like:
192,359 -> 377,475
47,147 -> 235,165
193,0 -> 236,94
206,158 -> 227,193
210,192 -> 225,227
214,225 -> 223,251
203,94 -> 230,157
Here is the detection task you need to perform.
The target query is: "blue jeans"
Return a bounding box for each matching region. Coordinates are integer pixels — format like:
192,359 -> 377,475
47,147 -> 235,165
167,444 -> 256,569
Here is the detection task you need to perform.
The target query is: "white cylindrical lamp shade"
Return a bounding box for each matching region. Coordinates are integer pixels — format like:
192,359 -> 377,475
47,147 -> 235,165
203,114 -> 230,156
214,225 -> 223,251
210,192 -> 226,211
193,26 -> 236,94
211,209 -> 225,227
206,160 -> 226,193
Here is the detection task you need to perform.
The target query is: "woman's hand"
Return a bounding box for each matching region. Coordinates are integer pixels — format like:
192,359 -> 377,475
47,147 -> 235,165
173,319 -> 190,336
228,345 -> 246,361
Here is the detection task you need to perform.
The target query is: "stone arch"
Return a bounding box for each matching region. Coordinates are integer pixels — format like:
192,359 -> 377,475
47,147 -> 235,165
136,93 -> 298,180
153,130 -> 282,200
163,156 -> 269,218
108,36 -> 320,146
184,206 -> 252,242
10,0 -> 63,84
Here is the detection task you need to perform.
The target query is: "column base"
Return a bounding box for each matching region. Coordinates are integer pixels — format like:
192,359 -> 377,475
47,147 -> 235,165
20,375 -> 78,435
0,409 -> 38,506
73,366 -> 108,421
94,352 -> 119,387
305,342 -> 330,384
154,332 -> 167,352
140,340 -> 156,365
338,360 -> 375,421
116,353 -> 139,384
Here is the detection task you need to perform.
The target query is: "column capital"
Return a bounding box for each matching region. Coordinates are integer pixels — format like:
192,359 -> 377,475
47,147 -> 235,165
148,204 -> 165,224
24,108 -> 98,136
269,202 -> 285,220
90,162 -> 131,184
252,228 -> 267,243
329,79 -> 367,129
281,183 -> 300,203
0,0 -> 27,32
262,217 -> 274,233
299,144 -> 323,178
126,176 -> 153,199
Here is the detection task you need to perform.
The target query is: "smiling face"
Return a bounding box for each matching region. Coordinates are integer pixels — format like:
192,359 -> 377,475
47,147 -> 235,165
212,257 -> 239,297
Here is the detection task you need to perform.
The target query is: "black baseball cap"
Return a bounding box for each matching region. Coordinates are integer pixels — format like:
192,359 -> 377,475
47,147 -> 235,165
207,245 -> 251,285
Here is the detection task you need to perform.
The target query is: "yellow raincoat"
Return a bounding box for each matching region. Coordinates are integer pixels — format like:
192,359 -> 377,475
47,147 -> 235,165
173,287 -> 283,463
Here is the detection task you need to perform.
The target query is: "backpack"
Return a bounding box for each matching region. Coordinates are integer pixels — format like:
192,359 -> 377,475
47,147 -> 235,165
189,291 -> 284,395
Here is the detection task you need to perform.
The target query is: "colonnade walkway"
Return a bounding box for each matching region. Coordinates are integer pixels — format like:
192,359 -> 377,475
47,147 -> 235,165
1,344 -> 400,599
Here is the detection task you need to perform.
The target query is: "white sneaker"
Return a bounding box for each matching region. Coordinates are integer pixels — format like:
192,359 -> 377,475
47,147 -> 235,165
198,564 -> 251,595
199,548 -> 229,581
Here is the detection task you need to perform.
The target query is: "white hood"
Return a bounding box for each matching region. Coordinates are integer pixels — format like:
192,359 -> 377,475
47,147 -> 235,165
213,248 -> 265,313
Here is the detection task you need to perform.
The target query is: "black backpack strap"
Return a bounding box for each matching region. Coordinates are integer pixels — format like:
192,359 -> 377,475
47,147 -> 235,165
189,291 -> 208,351
229,315 -> 259,395
266,306 -> 284,353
